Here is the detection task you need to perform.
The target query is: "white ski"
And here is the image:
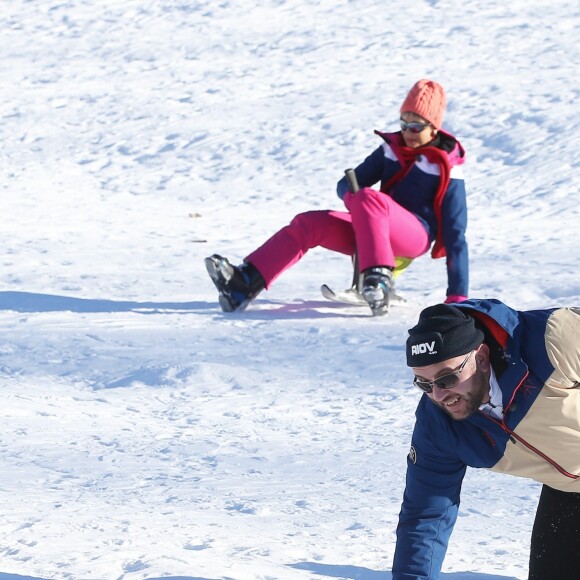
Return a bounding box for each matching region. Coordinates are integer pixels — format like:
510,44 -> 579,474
320,284 -> 406,306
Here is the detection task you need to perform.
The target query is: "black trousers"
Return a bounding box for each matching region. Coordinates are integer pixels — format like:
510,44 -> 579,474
528,485 -> 580,579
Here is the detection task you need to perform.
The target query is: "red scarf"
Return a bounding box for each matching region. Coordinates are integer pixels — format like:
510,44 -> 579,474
374,130 -> 453,259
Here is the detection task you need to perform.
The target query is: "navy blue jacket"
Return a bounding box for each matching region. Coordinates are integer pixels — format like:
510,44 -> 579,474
393,299 -> 580,578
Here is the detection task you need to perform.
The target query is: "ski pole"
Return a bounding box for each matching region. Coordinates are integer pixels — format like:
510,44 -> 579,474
344,168 -> 362,290
345,168 -> 360,193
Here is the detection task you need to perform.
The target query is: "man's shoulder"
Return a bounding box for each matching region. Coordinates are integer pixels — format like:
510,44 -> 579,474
455,299 -> 520,336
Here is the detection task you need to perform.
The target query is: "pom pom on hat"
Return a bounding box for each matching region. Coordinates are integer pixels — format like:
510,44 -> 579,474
400,79 -> 447,130
406,304 -> 484,367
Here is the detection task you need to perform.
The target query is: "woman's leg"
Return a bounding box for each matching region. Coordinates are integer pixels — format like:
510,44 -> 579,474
344,188 -> 430,272
245,210 -> 356,288
528,485 -> 580,579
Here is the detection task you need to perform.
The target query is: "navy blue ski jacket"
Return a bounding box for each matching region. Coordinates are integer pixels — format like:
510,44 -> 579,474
392,298 -> 580,579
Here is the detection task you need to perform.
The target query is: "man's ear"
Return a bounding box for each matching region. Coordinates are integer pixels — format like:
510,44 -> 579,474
476,343 -> 491,373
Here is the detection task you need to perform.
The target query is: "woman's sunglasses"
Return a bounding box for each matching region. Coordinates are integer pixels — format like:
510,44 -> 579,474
413,350 -> 475,393
400,119 -> 431,134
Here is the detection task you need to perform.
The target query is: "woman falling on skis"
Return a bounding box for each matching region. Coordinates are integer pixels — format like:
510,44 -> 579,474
206,79 -> 469,316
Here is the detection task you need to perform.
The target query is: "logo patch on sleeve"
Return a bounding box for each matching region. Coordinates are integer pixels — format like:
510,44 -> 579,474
408,445 -> 417,464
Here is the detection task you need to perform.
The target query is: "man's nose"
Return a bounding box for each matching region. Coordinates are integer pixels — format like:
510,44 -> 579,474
431,385 -> 450,402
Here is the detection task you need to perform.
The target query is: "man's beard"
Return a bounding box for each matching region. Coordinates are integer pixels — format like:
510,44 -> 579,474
436,366 -> 490,421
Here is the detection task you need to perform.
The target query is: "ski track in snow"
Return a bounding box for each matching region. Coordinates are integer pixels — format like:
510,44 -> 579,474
0,0 -> 579,579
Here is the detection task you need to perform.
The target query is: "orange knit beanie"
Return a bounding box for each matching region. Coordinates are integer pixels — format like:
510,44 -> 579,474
400,79 -> 447,129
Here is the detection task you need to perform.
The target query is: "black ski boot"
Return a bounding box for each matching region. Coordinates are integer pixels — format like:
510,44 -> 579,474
361,266 -> 394,316
204,254 -> 265,312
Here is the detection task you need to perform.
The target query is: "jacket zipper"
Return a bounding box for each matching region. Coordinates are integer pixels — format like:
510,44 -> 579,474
481,371 -> 578,480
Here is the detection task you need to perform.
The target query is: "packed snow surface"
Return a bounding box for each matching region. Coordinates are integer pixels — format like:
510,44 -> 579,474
0,1 -> 578,579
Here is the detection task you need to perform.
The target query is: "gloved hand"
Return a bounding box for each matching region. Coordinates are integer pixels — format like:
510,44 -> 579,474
445,295 -> 468,304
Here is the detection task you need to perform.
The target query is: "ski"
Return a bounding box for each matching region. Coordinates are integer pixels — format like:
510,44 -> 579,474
320,283 -> 406,307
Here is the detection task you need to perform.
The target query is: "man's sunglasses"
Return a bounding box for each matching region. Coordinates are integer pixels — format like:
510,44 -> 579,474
400,119 -> 431,134
413,350 -> 475,393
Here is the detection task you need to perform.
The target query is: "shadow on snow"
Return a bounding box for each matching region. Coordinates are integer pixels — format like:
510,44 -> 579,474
288,562 -> 520,580
0,291 -> 366,318
0,291 -> 210,313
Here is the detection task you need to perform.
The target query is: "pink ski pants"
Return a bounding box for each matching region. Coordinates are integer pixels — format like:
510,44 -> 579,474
245,188 -> 430,288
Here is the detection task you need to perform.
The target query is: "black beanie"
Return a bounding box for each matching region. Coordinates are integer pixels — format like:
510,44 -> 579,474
406,304 -> 484,367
